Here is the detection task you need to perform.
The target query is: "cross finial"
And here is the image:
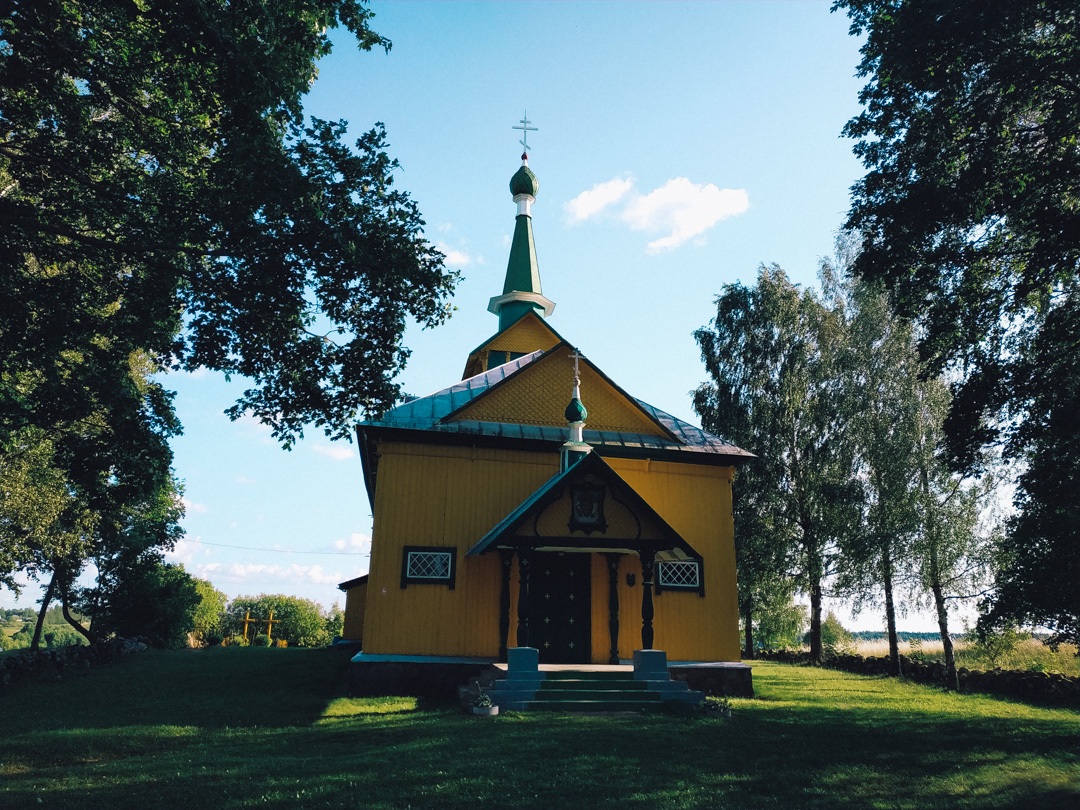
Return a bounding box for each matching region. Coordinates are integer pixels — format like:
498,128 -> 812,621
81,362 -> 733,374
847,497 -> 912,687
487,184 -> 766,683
513,110 -> 538,155
570,349 -> 582,387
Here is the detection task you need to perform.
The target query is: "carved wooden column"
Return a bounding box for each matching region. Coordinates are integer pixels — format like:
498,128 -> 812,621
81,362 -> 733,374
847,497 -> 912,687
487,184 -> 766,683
516,548 -> 532,648
605,554 -> 621,664
640,548 -> 656,650
498,548 -> 514,662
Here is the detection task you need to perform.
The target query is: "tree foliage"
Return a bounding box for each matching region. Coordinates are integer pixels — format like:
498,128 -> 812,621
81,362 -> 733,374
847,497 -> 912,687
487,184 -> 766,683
191,577 -> 228,644
828,272 -> 922,674
225,594 -> 333,648
77,556 -> 201,649
2,0 -> 455,446
750,585 -> 807,652
836,0 -> 1080,648
694,265 -> 861,662
696,259 -> 998,673
1,2 -> 456,618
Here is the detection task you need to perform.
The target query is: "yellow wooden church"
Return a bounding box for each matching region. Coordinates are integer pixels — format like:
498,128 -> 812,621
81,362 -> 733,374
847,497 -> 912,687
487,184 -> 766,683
341,149 -> 753,696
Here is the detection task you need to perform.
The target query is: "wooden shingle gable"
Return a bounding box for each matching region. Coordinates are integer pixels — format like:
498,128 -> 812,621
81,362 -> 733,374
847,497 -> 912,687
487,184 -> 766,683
448,343 -> 680,441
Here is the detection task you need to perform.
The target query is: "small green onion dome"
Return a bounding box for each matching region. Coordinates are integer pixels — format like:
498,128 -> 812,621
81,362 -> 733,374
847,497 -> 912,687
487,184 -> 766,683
564,397 -> 587,424
510,157 -> 539,197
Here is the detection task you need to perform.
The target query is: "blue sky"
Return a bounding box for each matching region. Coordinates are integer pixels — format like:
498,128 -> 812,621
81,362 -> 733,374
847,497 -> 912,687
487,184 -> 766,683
7,2 -> 938,630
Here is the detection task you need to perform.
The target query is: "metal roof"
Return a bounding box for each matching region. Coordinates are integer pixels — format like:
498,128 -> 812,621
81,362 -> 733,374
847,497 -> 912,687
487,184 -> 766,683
362,347 -> 753,460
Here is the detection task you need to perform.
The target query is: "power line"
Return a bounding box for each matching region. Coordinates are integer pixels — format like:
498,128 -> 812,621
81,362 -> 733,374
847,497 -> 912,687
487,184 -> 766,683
185,538 -> 369,556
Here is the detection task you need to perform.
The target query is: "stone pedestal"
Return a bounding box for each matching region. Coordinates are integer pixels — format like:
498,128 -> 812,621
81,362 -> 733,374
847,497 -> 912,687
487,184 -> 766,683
507,647 -> 539,674
489,647 -> 544,709
632,649 -> 668,680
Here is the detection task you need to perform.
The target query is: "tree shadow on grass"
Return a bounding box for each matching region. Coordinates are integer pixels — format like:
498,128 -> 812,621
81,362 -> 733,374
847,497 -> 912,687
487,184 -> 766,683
4,703 -> 1078,810
3,658 -> 1079,809
0,646 -> 355,734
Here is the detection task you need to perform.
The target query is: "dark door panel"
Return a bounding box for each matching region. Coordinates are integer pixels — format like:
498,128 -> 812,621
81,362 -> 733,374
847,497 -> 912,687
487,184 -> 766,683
531,552 -> 591,664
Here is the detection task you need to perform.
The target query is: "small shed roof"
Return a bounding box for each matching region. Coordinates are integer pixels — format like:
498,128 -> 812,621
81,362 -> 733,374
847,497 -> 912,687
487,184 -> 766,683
337,574 -> 369,592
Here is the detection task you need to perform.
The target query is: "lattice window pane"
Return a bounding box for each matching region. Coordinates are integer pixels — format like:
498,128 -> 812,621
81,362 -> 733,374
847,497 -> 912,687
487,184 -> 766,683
658,561 -> 700,589
407,551 -> 452,580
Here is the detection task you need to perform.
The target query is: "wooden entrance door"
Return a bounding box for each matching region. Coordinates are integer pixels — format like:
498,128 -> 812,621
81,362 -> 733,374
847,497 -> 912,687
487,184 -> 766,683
531,552 -> 591,664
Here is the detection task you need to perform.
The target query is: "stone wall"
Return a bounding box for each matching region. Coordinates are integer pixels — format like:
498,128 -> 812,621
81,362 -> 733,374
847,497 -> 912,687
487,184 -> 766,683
0,637 -> 148,691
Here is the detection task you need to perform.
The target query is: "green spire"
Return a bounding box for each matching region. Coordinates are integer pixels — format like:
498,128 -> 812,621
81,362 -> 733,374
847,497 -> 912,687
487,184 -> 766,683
488,152 -> 555,330
504,207 -> 541,295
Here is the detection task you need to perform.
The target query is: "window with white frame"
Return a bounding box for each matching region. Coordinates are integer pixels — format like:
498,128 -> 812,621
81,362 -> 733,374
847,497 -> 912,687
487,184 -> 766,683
655,560 -> 703,595
400,546 -> 456,589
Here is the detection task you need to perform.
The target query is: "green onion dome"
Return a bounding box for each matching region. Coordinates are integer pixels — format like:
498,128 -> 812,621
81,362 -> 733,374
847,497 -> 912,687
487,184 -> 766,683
564,397 -> 587,424
510,157 -> 539,198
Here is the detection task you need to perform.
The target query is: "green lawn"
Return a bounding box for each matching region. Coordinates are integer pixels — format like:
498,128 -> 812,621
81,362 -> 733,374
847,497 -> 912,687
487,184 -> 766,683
1,649 -> 1078,809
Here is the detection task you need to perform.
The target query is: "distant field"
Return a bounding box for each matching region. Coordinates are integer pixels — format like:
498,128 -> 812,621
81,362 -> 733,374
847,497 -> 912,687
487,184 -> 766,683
853,637 -> 1080,677
1,648 -> 1078,809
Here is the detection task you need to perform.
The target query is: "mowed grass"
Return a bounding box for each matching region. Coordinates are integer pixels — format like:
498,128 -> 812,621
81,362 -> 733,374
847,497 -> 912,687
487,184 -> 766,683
1,649 -> 1078,809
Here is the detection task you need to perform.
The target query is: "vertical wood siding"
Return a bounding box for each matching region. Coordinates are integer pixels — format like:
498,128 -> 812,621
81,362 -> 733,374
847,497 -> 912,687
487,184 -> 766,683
362,443 -> 558,657
362,443 -> 740,663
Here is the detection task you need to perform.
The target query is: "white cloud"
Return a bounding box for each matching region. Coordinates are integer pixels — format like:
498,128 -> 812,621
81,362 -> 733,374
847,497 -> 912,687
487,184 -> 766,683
565,175 -> 749,253
311,443 -> 355,461
181,497 -> 208,515
333,532 -> 371,553
214,562 -> 343,587
622,178 -> 750,253
564,177 -> 635,223
235,475 -> 256,485
436,242 -> 478,268
165,537 -> 200,565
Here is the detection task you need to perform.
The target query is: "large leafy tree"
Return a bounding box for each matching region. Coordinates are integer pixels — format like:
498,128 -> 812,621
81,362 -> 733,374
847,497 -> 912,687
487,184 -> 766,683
694,266 -> 861,662
981,295 -> 1080,649
835,0 -> 1080,647
1,2 -> 455,611
2,0 -> 454,447
828,271 -> 923,676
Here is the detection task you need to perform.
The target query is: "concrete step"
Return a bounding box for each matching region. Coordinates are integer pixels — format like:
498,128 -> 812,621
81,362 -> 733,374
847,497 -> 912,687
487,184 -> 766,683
525,699 -> 667,713
538,679 -> 649,691
543,670 -> 635,681
485,652 -> 707,711
533,688 -> 662,702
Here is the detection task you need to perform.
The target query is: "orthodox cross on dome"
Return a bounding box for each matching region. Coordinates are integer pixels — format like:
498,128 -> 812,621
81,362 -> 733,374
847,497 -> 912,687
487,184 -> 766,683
489,112 -> 552,330
565,350 -> 588,430
561,347 -> 591,471
513,111 -> 538,155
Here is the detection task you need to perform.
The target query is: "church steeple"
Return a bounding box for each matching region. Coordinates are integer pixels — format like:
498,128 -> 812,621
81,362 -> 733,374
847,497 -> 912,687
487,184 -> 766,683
488,115 -> 555,331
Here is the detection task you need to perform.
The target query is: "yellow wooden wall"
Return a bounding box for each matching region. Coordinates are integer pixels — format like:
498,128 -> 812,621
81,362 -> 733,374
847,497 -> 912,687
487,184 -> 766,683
482,314 -> 560,354
341,580 -> 367,642
462,312 -> 561,378
603,457 -> 740,662
362,443 -> 557,657
362,442 -> 740,663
